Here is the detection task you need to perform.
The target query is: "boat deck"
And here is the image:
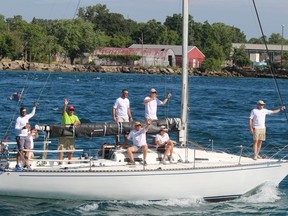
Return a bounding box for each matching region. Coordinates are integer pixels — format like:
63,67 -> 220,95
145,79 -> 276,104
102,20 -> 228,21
2,146 -> 284,173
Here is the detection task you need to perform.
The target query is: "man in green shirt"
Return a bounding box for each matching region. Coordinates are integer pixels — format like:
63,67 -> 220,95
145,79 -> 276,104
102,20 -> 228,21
58,98 -> 81,164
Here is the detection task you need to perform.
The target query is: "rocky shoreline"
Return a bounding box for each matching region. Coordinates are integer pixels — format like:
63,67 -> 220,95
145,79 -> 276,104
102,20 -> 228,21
1,60 -> 287,78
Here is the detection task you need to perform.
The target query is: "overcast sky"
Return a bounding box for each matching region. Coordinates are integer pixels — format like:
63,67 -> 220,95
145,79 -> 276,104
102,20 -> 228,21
0,0 -> 287,40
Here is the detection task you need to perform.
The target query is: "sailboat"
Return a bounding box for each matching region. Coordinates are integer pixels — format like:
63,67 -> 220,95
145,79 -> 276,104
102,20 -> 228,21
0,0 -> 287,201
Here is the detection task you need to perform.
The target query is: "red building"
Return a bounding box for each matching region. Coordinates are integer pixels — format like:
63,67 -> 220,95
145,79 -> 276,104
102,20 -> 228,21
129,44 -> 205,68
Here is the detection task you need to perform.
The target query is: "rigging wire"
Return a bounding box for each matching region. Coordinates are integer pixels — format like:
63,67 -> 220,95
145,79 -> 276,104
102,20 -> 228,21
73,0 -> 82,19
2,73 -> 32,140
252,0 -> 287,120
36,0 -> 82,117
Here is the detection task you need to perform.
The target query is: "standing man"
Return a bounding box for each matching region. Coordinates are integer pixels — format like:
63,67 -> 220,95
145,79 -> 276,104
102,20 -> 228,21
144,88 -> 172,121
58,98 -> 81,163
122,119 -> 151,166
15,101 -> 39,171
112,89 -> 133,145
249,100 -> 285,160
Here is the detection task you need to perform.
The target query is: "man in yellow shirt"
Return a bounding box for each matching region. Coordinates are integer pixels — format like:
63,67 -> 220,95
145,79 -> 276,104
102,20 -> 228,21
58,98 -> 81,164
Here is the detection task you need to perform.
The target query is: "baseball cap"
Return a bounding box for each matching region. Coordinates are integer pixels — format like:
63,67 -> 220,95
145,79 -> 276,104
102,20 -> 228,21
257,100 -> 265,105
68,106 -> 75,111
150,88 -> 157,93
134,121 -> 141,126
160,126 -> 168,131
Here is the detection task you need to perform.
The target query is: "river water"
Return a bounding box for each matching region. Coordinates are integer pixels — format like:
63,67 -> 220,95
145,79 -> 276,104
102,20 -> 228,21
0,71 -> 287,215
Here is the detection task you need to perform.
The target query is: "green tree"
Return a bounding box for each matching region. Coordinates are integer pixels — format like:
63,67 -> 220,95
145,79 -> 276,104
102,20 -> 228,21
232,45 -> 251,67
189,22 -> 203,49
78,4 -> 138,37
0,14 -> 7,31
0,31 -> 22,60
201,42 -> 226,71
212,23 -> 246,59
53,19 -> 96,64
268,33 -> 282,44
164,13 -> 194,45
23,23 -> 52,62
201,58 -> 222,71
109,34 -> 131,47
248,36 -> 267,44
78,4 -> 109,32
142,19 -> 167,44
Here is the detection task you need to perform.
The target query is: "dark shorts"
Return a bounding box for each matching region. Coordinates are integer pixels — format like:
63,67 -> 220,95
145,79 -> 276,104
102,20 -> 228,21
16,136 -> 31,151
157,143 -> 167,153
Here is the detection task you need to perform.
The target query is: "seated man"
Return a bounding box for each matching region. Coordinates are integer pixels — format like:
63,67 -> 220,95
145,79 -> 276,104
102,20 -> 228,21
155,126 -> 174,164
122,119 -> 151,165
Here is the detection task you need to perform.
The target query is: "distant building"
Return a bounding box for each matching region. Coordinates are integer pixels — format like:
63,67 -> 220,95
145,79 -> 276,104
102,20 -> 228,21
93,47 -> 175,67
129,44 -> 205,68
232,43 -> 288,63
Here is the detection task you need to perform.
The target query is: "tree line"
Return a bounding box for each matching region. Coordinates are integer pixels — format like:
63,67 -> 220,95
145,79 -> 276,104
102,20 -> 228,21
0,4 -> 287,71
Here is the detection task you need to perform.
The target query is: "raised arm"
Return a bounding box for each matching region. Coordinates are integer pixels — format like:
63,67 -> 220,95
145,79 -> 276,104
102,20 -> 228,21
162,92 -> 172,105
271,106 -> 286,114
145,119 -> 152,131
62,99 -> 68,116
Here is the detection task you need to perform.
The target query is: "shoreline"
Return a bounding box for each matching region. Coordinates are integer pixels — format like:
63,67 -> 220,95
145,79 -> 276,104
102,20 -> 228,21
1,60 -> 287,78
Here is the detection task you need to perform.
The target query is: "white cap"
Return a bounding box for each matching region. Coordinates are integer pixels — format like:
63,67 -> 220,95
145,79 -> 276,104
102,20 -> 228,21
150,88 -> 157,93
257,100 -> 265,105
160,126 -> 168,131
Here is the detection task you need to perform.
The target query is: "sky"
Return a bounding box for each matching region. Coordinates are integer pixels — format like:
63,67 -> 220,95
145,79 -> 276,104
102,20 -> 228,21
0,0 -> 287,40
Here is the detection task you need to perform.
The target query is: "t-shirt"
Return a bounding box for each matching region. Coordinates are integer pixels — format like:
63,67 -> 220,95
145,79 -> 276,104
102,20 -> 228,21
113,97 -> 130,117
127,128 -> 147,147
144,97 -> 163,120
249,108 -> 273,128
155,133 -> 170,145
15,107 -> 36,136
61,112 -> 80,125
18,128 -> 28,137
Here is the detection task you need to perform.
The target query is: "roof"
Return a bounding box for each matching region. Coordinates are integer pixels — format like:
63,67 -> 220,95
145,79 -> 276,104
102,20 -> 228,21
232,43 -> 288,52
129,44 -> 195,55
94,47 -> 174,58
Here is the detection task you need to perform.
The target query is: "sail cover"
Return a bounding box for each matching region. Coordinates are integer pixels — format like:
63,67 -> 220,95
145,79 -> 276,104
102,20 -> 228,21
36,118 -> 181,138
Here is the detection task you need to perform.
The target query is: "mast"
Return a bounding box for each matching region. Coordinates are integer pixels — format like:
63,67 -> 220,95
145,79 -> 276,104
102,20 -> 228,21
179,0 -> 189,147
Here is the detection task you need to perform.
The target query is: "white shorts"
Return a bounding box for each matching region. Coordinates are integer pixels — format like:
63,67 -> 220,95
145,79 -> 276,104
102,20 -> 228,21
117,116 -> 129,123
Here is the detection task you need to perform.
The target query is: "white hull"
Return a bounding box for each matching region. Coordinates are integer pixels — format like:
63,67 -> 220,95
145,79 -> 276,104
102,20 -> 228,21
1,0 -> 287,202
1,147 -> 287,201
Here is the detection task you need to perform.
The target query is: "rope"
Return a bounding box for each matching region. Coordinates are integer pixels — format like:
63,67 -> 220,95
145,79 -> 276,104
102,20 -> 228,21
252,0 -> 287,120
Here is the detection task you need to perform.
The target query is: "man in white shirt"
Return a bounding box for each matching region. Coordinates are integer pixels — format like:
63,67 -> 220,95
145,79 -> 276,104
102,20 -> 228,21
112,89 -> 133,145
144,88 -> 171,121
122,119 -> 151,166
15,102 -> 39,171
249,100 -> 285,160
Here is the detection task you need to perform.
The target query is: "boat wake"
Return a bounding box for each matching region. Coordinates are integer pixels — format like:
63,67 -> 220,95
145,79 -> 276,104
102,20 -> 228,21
77,183 -> 282,214
240,182 -> 282,203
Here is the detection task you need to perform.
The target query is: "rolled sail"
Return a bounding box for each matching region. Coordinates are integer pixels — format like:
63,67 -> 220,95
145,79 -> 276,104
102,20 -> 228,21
37,118 -> 181,138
